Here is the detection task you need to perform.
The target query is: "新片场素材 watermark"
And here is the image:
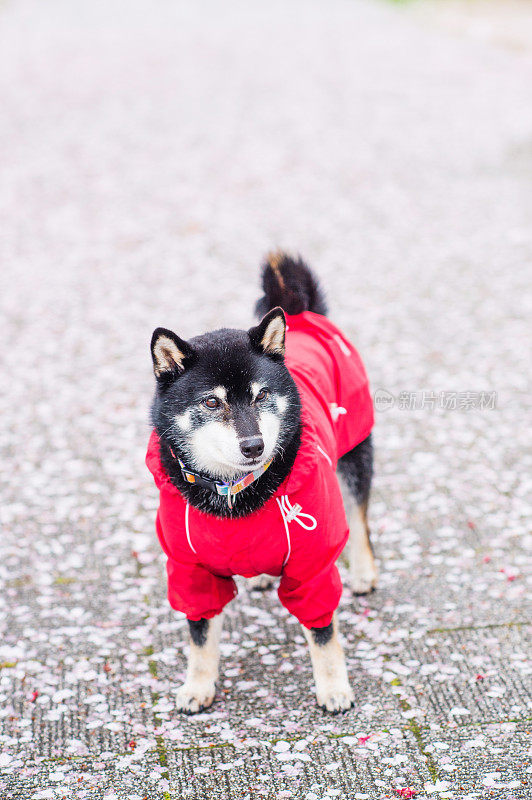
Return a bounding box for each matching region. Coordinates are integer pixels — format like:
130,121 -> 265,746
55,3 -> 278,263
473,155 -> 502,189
373,389 -> 497,412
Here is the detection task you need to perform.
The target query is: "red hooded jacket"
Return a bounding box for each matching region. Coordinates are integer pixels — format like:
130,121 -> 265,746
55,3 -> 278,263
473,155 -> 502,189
146,311 -> 374,629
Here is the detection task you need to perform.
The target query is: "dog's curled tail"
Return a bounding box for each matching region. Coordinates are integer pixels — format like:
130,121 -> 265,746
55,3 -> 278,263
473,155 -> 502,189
255,250 -> 328,317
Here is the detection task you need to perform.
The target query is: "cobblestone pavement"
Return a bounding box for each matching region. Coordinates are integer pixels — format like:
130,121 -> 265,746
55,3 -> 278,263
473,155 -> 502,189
1,0 -> 531,798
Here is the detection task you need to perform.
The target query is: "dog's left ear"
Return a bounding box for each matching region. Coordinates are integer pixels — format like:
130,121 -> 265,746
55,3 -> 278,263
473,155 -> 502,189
248,307 -> 286,359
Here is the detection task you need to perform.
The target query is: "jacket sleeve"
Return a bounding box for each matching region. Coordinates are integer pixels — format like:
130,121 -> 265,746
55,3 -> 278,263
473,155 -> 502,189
156,508 -> 237,621
277,542 -> 346,629
146,435 -> 236,619
277,472 -> 349,630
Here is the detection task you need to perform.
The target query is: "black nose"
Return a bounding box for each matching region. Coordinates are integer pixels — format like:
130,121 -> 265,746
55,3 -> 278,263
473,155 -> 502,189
239,436 -> 264,460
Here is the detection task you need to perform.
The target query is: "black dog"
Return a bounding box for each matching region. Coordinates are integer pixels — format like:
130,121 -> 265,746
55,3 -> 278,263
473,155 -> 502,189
148,253 -> 376,713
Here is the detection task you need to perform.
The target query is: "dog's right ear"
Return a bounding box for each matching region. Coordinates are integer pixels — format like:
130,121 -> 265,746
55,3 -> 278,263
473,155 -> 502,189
150,328 -> 194,382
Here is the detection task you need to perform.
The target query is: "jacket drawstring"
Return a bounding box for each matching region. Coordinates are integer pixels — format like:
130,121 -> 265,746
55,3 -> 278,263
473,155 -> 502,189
316,443 -> 333,467
276,494 -> 317,567
185,495 -> 317,564
184,502 -> 197,554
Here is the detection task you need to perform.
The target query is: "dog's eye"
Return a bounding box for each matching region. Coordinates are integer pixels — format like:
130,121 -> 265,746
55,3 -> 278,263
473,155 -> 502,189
202,397 -> 220,409
256,389 -> 269,402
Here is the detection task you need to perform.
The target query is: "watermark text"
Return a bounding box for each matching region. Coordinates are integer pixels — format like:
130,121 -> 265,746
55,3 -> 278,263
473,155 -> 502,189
374,389 -> 497,412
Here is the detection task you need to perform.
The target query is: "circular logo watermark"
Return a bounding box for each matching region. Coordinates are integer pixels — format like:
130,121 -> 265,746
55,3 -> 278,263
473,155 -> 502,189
374,389 -> 395,412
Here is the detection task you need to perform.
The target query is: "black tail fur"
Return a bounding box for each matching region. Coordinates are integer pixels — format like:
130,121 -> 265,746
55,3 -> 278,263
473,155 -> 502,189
255,251 -> 328,317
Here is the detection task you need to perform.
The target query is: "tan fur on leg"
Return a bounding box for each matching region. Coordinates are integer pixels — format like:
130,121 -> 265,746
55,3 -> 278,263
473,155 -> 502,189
346,503 -> 378,594
303,614 -> 354,713
175,614 -> 223,714
248,574 -> 275,590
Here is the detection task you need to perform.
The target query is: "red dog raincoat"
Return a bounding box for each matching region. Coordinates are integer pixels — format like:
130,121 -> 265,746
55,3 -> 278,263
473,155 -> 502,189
146,311 -> 374,629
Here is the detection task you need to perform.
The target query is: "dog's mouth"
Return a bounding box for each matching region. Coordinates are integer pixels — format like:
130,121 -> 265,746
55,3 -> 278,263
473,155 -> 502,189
207,445 -> 274,478
241,459 -> 264,470
230,458 -> 265,472
214,453 -> 270,475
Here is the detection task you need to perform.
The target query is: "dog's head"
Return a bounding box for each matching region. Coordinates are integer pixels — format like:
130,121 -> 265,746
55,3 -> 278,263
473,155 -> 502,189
150,308 -> 300,480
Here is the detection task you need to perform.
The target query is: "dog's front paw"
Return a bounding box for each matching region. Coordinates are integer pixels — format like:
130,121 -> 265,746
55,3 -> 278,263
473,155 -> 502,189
174,681 -> 216,714
316,682 -> 355,714
248,573 -> 274,591
348,561 -> 378,595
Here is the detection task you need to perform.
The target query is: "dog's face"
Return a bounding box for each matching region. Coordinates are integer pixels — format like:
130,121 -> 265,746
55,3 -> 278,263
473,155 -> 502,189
150,308 -> 300,480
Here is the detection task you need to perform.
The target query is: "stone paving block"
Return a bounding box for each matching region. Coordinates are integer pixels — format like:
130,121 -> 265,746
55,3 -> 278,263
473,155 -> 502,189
0,599 -> 401,759
0,752 -> 167,800
404,624 -> 531,727
366,568 -> 527,632
165,733 -> 430,800
4,567 -> 527,759
418,722 -> 531,799
0,663 -> 155,760
363,488 -> 528,632
149,615 -> 405,748
0,575 -> 402,758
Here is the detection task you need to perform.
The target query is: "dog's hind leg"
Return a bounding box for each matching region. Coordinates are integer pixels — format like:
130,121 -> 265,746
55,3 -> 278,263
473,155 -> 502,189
346,501 -> 378,594
337,435 -> 378,595
175,613 -> 223,714
248,574 -> 275,591
304,613 -> 354,713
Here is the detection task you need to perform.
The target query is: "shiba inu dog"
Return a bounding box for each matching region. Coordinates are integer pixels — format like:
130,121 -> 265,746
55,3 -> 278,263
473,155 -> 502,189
146,252 -> 376,714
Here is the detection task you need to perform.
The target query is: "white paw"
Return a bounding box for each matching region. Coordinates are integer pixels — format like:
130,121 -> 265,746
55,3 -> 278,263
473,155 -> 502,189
248,573 -> 274,591
349,561 -> 378,595
316,682 -> 355,714
174,681 -> 215,714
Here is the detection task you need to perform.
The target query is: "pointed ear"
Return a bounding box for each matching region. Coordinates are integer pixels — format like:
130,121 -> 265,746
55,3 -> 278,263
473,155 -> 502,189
150,327 -> 194,380
248,307 -> 286,359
